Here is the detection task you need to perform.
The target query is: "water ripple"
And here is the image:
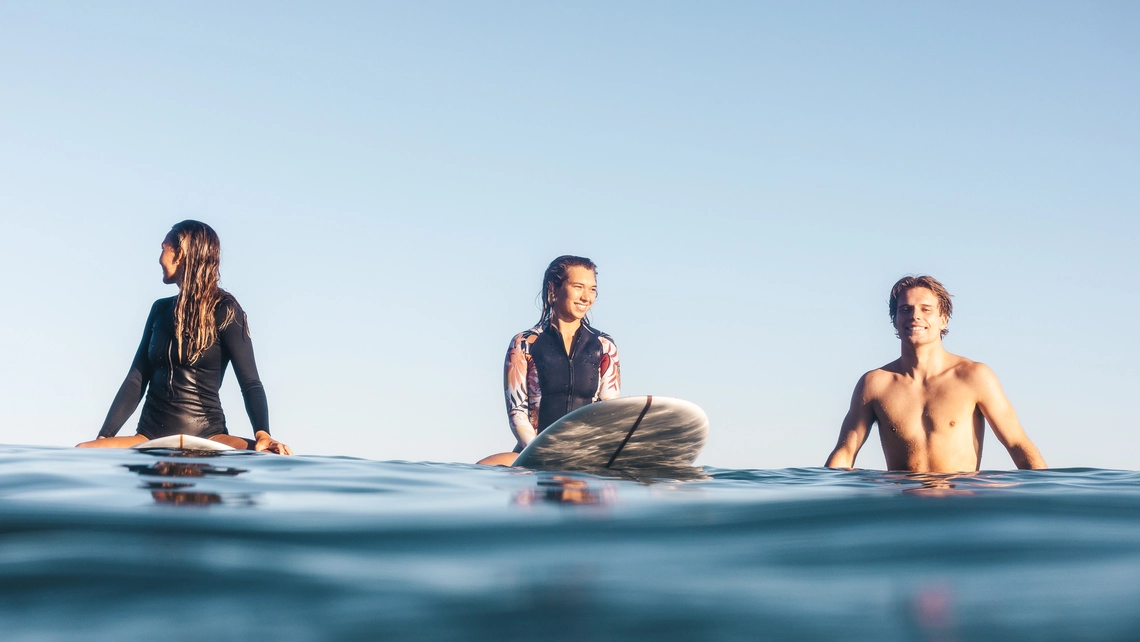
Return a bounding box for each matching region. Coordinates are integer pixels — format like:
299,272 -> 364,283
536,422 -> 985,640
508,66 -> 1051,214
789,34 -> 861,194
1,446 -> 1138,640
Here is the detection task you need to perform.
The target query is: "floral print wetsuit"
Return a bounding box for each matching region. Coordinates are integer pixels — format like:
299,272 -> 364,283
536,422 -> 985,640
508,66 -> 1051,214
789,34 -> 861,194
504,322 -> 620,451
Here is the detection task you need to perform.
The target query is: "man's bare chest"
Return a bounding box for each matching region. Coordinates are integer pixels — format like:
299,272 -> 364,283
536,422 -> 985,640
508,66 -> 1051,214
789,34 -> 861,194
870,381 -> 980,435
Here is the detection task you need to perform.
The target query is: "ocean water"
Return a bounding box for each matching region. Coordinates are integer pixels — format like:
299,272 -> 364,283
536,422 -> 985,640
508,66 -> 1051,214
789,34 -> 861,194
1,446 -> 1138,641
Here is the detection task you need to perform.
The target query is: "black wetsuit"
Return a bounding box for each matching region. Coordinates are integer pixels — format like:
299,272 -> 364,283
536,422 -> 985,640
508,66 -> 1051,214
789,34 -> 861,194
530,325 -> 607,432
504,322 -> 621,450
98,296 -> 269,440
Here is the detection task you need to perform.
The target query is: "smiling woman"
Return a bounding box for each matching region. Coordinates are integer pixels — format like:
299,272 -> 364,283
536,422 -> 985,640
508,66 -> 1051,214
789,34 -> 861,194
477,256 -> 621,466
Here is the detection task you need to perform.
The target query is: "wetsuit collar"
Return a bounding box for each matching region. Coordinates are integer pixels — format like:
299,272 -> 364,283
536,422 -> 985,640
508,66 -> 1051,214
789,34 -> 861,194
543,319 -> 595,336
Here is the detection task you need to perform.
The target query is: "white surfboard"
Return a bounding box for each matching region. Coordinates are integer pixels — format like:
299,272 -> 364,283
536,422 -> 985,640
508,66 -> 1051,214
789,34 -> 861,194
132,434 -> 235,451
512,396 -> 708,472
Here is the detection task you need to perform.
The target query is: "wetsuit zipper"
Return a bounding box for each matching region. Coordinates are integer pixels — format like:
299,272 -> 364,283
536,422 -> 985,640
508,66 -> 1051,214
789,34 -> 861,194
565,326 -> 579,416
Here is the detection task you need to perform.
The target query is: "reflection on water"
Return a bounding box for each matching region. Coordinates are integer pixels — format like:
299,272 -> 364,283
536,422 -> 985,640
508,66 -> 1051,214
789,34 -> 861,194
125,461 -> 247,478
910,582 -> 956,642
142,481 -> 194,489
868,470 -> 1031,497
125,461 -> 249,506
882,473 -> 978,497
513,475 -> 614,506
1,447 -> 1139,640
529,465 -> 711,484
150,490 -> 224,505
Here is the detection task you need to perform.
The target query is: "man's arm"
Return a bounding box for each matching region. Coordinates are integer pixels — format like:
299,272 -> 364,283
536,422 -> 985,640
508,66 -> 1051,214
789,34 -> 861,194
826,376 -> 876,468
972,363 -> 1047,470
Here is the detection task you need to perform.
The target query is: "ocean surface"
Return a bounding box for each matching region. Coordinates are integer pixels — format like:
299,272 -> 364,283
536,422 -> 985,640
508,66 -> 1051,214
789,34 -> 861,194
1,446 -> 1138,641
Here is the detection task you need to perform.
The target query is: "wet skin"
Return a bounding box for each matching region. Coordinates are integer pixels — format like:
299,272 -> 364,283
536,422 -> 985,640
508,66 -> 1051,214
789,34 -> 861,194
826,287 -> 1046,473
551,266 -> 597,354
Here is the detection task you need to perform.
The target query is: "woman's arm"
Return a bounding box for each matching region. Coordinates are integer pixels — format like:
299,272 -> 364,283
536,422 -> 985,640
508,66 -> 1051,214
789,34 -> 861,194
97,301 -> 160,438
597,335 -> 620,401
219,302 -> 290,454
504,333 -> 538,448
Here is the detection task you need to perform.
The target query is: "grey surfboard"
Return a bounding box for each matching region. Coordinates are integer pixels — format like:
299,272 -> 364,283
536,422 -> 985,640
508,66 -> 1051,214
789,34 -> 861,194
512,396 -> 708,472
132,434 -> 235,451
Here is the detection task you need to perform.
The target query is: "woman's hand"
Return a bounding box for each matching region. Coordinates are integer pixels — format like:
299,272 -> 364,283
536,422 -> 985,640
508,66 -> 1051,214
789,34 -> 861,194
254,430 -> 294,455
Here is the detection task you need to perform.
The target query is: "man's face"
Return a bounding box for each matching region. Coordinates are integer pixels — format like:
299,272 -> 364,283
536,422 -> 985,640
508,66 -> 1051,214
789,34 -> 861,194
894,287 -> 946,345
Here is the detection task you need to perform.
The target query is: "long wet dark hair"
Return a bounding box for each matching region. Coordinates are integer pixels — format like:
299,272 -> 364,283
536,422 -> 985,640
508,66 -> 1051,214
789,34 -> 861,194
537,255 -> 597,327
167,220 -> 240,364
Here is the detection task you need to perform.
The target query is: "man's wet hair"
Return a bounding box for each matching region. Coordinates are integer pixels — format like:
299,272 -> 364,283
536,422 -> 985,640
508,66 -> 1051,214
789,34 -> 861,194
889,275 -> 954,338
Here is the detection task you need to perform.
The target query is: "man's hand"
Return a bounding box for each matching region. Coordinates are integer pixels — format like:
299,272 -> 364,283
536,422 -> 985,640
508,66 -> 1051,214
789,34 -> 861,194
254,430 -> 293,455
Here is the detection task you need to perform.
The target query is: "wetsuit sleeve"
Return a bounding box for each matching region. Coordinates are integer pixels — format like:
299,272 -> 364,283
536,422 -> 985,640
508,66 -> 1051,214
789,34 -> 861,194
219,303 -> 271,435
504,332 -> 539,446
596,335 -> 620,401
98,301 -> 160,438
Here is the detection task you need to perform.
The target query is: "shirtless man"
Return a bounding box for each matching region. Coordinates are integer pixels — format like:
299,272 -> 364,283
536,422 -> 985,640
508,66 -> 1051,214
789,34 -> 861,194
825,276 -> 1046,472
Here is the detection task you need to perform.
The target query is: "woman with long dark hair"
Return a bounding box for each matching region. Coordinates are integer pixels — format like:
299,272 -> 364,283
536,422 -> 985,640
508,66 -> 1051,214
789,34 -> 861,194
77,221 -> 291,454
478,255 -> 620,466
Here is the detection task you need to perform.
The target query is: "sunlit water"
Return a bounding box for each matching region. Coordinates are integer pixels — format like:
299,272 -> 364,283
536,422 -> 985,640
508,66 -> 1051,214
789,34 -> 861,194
1,446 -> 1138,641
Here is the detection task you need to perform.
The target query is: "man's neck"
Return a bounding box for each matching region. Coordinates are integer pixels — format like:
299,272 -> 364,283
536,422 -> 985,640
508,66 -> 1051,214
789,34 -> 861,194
899,339 -> 948,380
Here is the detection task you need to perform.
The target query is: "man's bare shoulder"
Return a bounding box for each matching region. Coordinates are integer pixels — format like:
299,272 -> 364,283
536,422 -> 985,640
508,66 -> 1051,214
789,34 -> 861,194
858,360 -> 903,394
947,355 -> 1002,389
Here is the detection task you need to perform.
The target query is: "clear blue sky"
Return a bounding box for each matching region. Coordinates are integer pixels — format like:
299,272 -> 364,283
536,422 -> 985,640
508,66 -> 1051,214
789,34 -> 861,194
1,2 -> 1137,469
